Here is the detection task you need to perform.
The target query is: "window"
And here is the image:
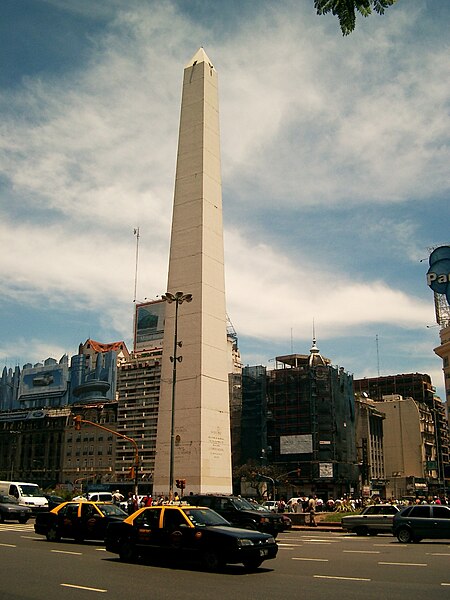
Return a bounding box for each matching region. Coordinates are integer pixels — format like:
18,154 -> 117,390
433,506 -> 450,519
410,506 -> 430,518
163,509 -> 188,530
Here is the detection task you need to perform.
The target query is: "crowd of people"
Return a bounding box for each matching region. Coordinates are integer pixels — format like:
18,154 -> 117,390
272,494 -> 449,516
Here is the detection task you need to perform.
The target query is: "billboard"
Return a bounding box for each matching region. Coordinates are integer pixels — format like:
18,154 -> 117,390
426,245 -> 450,304
280,434 -> 313,455
319,462 -> 334,478
19,363 -> 68,399
134,300 -> 165,351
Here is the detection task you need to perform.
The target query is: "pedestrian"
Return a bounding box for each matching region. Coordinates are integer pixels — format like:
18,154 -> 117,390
126,492 -> 136,515
112,490 -> 124,505
308,495 -> 317,527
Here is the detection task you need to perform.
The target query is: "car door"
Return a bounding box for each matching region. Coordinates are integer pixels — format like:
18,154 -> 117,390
430,506 -> 450,539
407,505 -> 432,538
377,506 -> 398,531
80,503 -> 103,540
214,498 -> 237,525
132,508 -> 162,555
59,503 -> 79,538
160,508 -> 197,559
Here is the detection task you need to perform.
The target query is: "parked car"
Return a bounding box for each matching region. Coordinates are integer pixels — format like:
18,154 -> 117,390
261,501 -> 278,512
182,494 -> 284,537
105,504 -> 278,571
73,492 -> 113,503
34,500 -> 127,542
393,504 -> 450,543
0,494 -> 32,523
43,494 -> 64,510
341,504 -> 399,536
255,503 -> 292,530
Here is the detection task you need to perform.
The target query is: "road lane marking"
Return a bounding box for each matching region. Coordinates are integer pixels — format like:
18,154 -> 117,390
21,536 -> 40,540
293,557 -> 328,562
96,548 -> 107,551
51,550 -> 83,556
343,550 -> 380,554
441,583 -> 450,586
313,575 -> 371,582
427,553 -> 450,556
0,543 -> 16,547
61,584 -> 107,593
378,562 -> 427,567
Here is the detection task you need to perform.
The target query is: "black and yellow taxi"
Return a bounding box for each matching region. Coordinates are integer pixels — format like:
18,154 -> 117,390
105,504 -> 278,571
34,500 -> 127,542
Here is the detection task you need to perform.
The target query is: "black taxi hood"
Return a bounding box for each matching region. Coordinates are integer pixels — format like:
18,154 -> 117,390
203,524 -> 275,539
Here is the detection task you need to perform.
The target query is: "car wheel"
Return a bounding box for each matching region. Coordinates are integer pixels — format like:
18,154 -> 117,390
46,527 -> 61,542
202,551 -> 224,572
354,526 -> 368,536
396,527 -> 412,543
242,558 -> 263,571
18,517 -> 28,524
119,540 -> 137,563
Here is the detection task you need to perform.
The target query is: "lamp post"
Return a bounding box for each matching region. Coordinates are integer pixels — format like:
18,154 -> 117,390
162,291 -> 193,499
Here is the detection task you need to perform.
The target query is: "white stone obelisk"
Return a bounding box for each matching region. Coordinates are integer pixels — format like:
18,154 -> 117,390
153,49 -> 232,495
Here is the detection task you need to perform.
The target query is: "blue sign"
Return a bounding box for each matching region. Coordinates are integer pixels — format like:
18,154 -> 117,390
426,245 -> 450,304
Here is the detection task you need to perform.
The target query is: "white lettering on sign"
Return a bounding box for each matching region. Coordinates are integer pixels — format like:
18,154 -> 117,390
427,272 -> 450,285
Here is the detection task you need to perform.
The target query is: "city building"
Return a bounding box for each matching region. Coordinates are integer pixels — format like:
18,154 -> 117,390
434,324 -> 450,406
354,373 -> 449,495
115,348 -> 162,483
354,394 -> 386,497
379,394 -> 439,499
239,340 -> 359,499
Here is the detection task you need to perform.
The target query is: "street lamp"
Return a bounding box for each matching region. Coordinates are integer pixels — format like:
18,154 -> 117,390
162,291 -> 193,499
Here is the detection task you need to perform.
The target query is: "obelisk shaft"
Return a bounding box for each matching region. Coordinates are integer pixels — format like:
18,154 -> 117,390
154,49 -> 232,495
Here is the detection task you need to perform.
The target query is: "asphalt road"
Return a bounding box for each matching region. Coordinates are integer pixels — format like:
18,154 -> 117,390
1,522 -> 450,600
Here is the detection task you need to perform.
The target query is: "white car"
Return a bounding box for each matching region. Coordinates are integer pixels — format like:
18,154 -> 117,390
261,501 -> 278,512
341,504 -> 399,536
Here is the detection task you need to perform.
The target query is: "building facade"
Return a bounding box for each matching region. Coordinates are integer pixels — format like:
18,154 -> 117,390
354,373 -> 449,495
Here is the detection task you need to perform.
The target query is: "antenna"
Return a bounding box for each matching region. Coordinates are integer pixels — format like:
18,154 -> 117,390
376,334 -> 380,377
132,228 -> 140,353
133,227 -> 140,303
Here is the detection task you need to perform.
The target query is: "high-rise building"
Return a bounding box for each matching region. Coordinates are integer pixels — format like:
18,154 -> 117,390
115,348 -> 162,483
354,373 -> 449,495
239,341 -> 359,499
434,325 -> 450,406
154,49 -> 232,495
354,395 -> 386,497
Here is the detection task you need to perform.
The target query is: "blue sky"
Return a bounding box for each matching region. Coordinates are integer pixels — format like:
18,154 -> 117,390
1,0 -> 449,399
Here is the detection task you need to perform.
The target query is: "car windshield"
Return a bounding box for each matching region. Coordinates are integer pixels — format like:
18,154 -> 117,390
98,504 -> 127,517
230,497 -> 255,510
0,495 -> 18,504
18,485 -> 43,497
183,508 -> 230,527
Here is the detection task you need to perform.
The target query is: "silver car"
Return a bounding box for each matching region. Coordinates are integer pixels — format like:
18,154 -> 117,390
341,504 -> 399,536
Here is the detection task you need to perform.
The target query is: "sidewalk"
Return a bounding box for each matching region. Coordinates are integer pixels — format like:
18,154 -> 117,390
287,512 -> 343,532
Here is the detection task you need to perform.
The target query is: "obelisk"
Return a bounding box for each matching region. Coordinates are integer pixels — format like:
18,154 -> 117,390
153,49 -> 232,495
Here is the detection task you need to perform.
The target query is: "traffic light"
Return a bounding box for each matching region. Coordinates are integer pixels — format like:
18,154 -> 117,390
74,415 -> 82,430
175,479 -> 186,491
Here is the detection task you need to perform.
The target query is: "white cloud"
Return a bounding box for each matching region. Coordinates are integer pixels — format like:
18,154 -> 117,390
225,229 -> 433,341
0,0 -> 447,398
